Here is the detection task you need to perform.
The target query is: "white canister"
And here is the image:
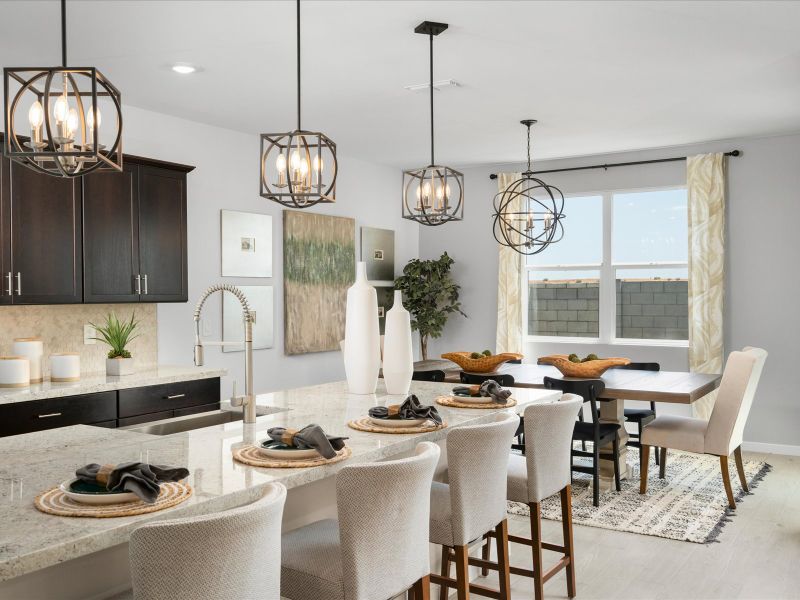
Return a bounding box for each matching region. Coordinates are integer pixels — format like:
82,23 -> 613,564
50,353 -> 81,382
13,337 -> 44,383
0,357 -> 30,388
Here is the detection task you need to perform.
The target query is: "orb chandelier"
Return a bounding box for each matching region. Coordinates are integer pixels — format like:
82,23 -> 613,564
3,0 -> 122,178
260,0 -> 337,208
492,120 -> 565,255
401,21 -> 464,227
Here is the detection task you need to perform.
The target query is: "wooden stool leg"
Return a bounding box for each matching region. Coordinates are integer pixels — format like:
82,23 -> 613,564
734,446 -> 749,492
438,546 -> 451,600
659,447 -> 667,479
612,434 -> 622,492
720,455 -> 736,509
529,501 -> 544,600
494,519 -> 511,600
454,544 -> 470,600
480,534 -> 490,577
560,485 -> 577,598
640,445 -> 650,494
412,575 -> 431,600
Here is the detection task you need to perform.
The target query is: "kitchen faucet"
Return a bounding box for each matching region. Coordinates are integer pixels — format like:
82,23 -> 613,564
193,284 -> 256,424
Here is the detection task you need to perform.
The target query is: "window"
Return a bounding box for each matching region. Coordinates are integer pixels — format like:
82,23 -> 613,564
525,187 -> 688,344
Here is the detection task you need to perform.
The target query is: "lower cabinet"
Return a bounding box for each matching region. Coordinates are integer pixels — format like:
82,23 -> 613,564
0,391 -> 117,437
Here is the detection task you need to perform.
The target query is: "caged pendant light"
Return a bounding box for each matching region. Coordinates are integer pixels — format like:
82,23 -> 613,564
401,21 -> 463,226
260,0 -> 337,208
492,120 -> 565,255
3,0 -> 123,178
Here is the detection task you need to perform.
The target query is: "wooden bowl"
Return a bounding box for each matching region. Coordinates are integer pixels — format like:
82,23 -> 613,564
441,352 -> 524,374
537,355 -> 631,378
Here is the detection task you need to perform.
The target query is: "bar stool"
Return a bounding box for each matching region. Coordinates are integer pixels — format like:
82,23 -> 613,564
121,482 -> 287,600
430,412 -> 520,599
281,442 -> 440,600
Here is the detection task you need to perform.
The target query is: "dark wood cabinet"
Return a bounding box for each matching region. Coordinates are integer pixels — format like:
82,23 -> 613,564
118,378 -> 220,419
0,391 -> 117,437
0,156 -> 10,305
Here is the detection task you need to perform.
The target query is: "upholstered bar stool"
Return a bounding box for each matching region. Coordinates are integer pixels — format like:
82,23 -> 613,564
640,347 -> 767,509
431,412 -> 520,600
281,442 -> 440,600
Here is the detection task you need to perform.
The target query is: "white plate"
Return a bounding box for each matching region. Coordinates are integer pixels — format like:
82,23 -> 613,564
258,442 -> 320,460
369,417 -> 427,428
59,478 -> 139,505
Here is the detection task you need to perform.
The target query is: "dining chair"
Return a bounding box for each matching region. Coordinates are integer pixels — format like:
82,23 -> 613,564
431,412 -> 520,600
543,377 -> 622,507
640,347 -> 768,509
125,483 -> 287,600
459,372 -> 524,453
281,442 -> 440,600
413,369 -> 446,382
615,362 -> 662,465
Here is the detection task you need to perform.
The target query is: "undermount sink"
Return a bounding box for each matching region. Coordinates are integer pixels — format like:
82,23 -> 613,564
122,408 -> 274,436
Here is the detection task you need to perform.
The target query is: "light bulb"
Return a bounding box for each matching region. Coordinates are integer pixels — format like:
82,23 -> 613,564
53,95 -> 68,123
299,158 -> 309,176
312,154 -> 323,172
436,183 -> 451,201
86,107 -> 101,129
28,101 -> 44,128
290,150 -> 301,171
66,108 -> 79,136
275,153 -> 287,173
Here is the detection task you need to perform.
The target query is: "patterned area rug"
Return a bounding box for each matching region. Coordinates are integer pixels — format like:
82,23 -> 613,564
507,448 -> 771,543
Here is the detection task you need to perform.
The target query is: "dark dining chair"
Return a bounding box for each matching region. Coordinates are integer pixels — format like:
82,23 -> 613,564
459,372 -> 524,453
412,369 -> 445,382
543,376 -> 622,507
614,362 -> 661,465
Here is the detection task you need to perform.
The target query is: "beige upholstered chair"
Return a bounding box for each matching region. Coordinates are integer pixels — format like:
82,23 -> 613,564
281,442 -> 440,600
430,412 -> 520,600
126,482 -> 287,600
640,347 -> 768,509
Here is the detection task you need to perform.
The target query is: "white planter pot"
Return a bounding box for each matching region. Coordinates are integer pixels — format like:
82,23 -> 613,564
106,357 -> 134,376
343,262 -> 381,394
382,290 -> 414,395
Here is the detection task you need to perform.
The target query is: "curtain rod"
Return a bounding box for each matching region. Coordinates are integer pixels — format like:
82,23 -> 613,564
488,150 -> 740,180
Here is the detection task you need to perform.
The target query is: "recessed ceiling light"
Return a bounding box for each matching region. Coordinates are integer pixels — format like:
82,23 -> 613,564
171,64 -> 197,75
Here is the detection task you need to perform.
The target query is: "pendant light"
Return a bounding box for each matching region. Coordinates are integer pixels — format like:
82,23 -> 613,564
3,0 -> 122,177
402,21 -> 463,226
492,120 -> 565,255
260,0 -> 337,208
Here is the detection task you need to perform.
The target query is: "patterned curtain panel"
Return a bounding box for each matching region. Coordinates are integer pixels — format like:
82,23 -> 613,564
687,153 -> 726,420
495,172 -> 524,354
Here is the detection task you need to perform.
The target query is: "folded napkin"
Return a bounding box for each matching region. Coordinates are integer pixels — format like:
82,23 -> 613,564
266,424 -> 348,460
368,394 -> 443,425
452,380 -> 512,404
76,462 -> 189,504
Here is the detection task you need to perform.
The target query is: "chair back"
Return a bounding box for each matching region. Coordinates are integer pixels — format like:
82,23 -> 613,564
129,482 -> 287,600
412,369 -> 445,382
522,394 -> 584,502
445,412 -> 520,545
460,371 -> 515,387
543,376 -> 605,423
705,347 -> 767,456
616,362 -> 661,371
336,442 -> 440,600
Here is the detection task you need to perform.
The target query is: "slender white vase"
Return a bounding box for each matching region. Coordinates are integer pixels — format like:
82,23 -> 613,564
343,262 -> 381,394
382,290 -> 414,395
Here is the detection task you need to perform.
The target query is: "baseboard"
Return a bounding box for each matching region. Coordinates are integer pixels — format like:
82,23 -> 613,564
742,441 -> 800,457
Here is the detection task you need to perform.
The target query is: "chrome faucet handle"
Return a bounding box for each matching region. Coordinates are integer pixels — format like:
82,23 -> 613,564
230,381 -> 247,408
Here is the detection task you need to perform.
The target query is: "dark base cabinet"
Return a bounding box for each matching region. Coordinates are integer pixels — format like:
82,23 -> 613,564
0,391 -> 116,437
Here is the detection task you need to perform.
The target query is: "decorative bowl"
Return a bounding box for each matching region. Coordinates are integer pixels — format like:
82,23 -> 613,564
441,352 -> 524,374
537,355 -> 630,378
59,478 -> 139,505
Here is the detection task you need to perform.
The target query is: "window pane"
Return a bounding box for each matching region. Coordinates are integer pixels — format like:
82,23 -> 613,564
613,189 -> 688,264
528,270 -> 599,338
527,195 -> 602,267
615,268 -> 688,340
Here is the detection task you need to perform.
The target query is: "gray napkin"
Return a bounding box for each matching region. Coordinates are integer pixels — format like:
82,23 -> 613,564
451,380 -> 512,404
368,394 -> 443,424
76,462 -> 189,504
266,424 -> 347,460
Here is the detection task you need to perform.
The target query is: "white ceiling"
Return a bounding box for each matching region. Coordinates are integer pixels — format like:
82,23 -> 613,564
2,1 -> 799,168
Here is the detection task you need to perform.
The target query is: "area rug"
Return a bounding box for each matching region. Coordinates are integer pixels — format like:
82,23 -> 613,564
507,448 -> 771,543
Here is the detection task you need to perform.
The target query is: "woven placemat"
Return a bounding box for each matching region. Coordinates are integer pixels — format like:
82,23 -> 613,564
233,445 -> 352,468
436,395 -> 517,409
34,481 -> 192,518
347,417 -> 447,434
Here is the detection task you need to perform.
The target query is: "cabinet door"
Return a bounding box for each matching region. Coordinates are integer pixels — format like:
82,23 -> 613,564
0,391 -> 117,437
83,163 -> 141,302
138,166 -> 187,302
9,162 -> 82,304
0,157 -> 10,305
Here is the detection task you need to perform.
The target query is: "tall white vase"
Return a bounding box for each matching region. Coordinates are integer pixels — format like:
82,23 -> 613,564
382,290 -> 414,395
343,262 -> 381,394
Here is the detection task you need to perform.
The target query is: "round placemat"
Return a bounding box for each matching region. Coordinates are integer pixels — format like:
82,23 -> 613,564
436,395 -> 517,409
347,417 -> 447,434
233,445 -> 352,468
34,481 -> 192,518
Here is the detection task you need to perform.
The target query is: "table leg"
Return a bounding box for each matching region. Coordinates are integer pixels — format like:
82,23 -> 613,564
596,398 -> 629,490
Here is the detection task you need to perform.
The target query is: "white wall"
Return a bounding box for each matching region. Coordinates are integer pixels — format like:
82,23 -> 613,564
121,105 -> 419,399
420,133 -> 800,448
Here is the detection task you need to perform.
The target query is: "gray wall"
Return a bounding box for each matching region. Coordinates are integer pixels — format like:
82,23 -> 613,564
420,132 -> 800,447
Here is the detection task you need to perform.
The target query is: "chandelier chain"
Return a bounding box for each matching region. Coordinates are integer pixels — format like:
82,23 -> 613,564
296,0 -> 301,131
526,122 -> 532,173
429,33 -> 434,166
61,0 -> 67,67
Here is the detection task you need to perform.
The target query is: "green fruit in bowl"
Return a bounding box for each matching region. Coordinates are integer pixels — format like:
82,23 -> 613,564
470,352 -> 482,359
482,350 -> 492,356
586,353 -> 599,361
568,354 -> 580,363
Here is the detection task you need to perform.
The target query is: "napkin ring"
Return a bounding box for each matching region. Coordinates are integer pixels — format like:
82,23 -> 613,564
281,429 -> 299,446
96,464 -> 115,487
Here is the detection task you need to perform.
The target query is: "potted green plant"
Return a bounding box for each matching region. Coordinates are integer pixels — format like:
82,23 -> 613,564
91,312 -> 140,376
394,252 -> 466,360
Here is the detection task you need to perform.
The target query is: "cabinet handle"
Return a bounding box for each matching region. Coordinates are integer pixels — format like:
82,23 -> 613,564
38,412 -> 62,419
5,272 -> 11,296
15,272 -> 21,296
143,274 -> 148,295
135,274 -> 141,295
164,394 -> 185,400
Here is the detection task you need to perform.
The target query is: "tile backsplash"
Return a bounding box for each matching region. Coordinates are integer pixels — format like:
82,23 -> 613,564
0,304 -> 157,376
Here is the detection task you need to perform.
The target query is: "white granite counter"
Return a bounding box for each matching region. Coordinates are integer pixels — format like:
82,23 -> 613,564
0,365 -> 227,406
0,380 -> 559,583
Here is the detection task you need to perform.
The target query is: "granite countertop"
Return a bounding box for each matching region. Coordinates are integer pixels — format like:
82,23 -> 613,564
0,380 -> 560,581
0,365 -> 227,406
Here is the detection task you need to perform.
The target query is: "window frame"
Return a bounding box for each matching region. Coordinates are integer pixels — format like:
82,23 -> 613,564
523,185 -> 689,348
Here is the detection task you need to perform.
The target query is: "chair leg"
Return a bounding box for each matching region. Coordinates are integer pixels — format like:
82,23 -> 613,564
611,434 -> 622,492
720,455 -> 736,510
659,447 -> 667,479
578,411 -> 586,451
438,546 -> 450,600
592,441 -> 600,507
734,446 -> 749,493
411,575 -> 431,600
560,485 -> 577,598
453,544 -> 470,600
494,519 -> 511,600
480,534 -> 490,577
529,501 -> 544,600
640,445 -> 650,494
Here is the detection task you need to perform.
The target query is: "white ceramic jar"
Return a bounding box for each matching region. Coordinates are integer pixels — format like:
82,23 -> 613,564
0,357 -> 31,388
50,353 -> 81,382
382,290 -> 414,395
13,337 -> 44,383
343,262 -> 381,394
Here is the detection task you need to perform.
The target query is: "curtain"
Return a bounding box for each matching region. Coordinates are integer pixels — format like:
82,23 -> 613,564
495,172 -> 524,354
687,153 -> 726,420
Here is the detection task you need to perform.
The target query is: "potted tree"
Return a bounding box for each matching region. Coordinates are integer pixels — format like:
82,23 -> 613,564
394,252 -> 466,360
91,312 -> 140,376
